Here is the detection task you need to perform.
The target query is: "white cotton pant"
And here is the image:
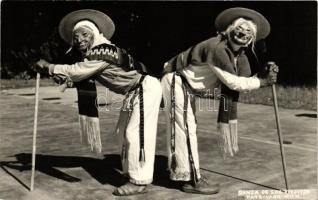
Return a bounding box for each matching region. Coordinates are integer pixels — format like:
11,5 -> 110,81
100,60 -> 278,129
161,72 -> 201,181
116,75 -> 162,185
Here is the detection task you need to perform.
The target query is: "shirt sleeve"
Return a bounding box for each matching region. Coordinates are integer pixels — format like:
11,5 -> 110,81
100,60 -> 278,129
51,60 -> 109,82
209,64 -> 261,92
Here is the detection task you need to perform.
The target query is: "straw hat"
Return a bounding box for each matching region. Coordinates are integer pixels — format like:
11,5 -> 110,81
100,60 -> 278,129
215,7 -> 270,40
59,9 -> 115,44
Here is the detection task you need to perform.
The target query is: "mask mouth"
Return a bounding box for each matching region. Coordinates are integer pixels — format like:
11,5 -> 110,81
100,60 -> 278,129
75,42 -> 88,50
231,30 -> 253,46
79,42 -> 88,47
74,38 -> 94,51
235,34 -> 252,44
73,42 -> 90,53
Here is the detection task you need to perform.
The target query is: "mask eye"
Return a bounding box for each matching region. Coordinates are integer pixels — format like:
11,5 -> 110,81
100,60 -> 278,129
73,34 -> 79,40
240,25 -> 252,34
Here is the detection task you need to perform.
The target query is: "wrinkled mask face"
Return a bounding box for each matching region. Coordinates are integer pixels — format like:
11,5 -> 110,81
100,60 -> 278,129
72,27 -> 94,52
229,22 -> 255,47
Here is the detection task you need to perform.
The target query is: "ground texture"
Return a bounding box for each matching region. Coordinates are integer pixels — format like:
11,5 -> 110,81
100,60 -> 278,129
0,86 -> 317,200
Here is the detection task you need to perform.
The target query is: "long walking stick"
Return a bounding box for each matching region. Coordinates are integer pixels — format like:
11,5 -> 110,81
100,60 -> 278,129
271,84 -> 289,191
30,73 -> 40,191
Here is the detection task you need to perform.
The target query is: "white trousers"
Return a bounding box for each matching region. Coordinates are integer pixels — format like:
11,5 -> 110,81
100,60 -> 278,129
116,75 -> 162,185
161,73 -> 201,181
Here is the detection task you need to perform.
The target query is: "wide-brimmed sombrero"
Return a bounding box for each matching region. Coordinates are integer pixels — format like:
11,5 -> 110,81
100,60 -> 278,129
59,9 -> 115,45
215,7 -> 270,40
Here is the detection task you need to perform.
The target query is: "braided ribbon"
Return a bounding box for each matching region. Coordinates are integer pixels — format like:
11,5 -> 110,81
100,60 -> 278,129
139,76 -> 146,167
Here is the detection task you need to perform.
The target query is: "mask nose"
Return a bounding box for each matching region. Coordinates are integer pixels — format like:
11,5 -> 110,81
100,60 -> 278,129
77,35 -> 84,43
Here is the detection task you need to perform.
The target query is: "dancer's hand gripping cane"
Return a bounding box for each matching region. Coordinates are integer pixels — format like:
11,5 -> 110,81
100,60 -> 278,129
35,59 -> 52,74
36,59 -> 71,92
259,61 -> 279,87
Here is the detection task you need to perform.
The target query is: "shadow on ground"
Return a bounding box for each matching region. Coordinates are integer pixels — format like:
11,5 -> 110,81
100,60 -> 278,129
1,154 -> 125,189
295,113 -> 317,118
1,154 -> 182,191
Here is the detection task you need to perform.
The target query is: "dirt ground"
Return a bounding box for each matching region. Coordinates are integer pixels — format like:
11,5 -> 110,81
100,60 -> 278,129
0,86 -> 317,200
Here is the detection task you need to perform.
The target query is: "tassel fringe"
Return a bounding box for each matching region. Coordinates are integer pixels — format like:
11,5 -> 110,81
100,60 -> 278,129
139,149 -> 145,167
217,120 -> 238,158
229,119 -> 238,153
171,153 -> 177,170
79,115 -> 102,154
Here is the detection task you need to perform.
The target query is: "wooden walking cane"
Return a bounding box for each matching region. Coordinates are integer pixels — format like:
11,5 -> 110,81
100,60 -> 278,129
261,39 -> 289,191
30,72 -> 40,191
271,82 -> 289,191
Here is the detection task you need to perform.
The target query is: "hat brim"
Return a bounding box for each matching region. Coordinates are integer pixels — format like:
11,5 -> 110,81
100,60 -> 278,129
59,9 -> 115,45
215,7 -> 270,41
